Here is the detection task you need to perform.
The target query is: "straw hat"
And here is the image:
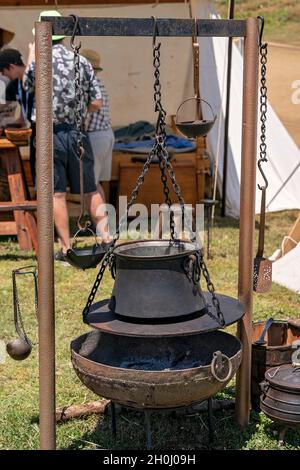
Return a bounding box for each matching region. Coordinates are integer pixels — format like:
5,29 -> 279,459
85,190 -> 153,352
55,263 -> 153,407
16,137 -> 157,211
0,28 -> 15,48
32,10 -> 65,41
81,49 -> 103,71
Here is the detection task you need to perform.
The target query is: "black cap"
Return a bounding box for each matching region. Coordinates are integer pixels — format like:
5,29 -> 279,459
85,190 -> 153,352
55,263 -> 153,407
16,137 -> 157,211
0,48 -> 24,71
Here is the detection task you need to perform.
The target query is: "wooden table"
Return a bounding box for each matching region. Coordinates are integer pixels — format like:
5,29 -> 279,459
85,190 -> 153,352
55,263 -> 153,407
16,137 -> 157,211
0,138 -> 38,253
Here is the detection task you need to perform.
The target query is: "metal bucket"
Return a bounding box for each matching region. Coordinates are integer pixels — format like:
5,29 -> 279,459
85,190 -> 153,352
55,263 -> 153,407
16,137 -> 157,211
71,330 -> 242,410
109,240 -> 207,319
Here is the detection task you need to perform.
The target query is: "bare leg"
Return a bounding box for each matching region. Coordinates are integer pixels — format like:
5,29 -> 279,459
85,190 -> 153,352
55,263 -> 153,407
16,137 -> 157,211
85,190 -> 111,242
97,182 -> 106,203
53,192 -> 70,253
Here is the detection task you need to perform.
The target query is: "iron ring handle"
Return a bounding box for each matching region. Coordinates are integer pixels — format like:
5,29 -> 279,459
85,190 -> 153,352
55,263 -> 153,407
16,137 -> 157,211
71,225 -> 100,248
176,98 -> 216,123
210,351 -> 233,383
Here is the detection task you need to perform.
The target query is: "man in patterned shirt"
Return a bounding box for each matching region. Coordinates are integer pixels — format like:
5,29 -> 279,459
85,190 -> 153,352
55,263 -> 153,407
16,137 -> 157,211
24,11 -> 111,259
81,49 -> 114,203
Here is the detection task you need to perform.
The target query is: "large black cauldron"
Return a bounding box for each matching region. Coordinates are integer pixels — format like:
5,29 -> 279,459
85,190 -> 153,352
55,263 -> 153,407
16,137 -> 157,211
109,240 -> 207,319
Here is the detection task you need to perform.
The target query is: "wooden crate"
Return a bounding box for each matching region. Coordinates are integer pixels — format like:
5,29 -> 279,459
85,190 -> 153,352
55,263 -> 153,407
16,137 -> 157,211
118,157 -> 198,211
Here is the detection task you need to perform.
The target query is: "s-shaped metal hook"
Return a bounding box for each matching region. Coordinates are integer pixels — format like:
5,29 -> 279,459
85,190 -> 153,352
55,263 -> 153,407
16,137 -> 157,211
69,14 -> 82,52
152,16 -> 159,47
257,160 -> 269,190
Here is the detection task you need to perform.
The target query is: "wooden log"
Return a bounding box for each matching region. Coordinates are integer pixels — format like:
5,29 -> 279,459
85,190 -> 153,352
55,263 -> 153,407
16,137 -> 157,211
55,400 -> 110,423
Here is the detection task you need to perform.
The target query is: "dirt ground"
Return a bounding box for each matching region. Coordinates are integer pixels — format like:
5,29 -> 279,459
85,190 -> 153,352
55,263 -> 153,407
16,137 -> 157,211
267,43 -> 300,147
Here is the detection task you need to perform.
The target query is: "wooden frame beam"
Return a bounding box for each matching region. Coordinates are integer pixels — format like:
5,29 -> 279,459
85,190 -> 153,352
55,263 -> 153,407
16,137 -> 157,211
0,0 -> 185,6
45,17 -> 246,37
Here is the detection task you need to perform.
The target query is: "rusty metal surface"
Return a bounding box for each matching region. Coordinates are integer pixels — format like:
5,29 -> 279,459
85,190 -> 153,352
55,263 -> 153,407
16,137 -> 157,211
36,22 -> 56,450
251,320 -> 300,410
261,366 -> 300,428
71,330 -> 242,409
235,18 -> 259,427
42,17 -> 247,38
86,293 -> 245,337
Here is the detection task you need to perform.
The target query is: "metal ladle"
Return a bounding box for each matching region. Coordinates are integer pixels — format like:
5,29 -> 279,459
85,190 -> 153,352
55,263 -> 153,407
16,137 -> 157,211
6,266 -> 37,361
6,337 -> 32,361
254,317 -> 273,346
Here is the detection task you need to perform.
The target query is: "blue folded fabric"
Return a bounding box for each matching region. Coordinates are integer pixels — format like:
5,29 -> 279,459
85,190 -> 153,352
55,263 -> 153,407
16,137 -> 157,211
114,135 -> 195,151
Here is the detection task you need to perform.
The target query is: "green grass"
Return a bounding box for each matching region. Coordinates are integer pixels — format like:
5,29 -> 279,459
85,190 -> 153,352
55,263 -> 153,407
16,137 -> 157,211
215,0 -> 300,45
0,210 -> 300,449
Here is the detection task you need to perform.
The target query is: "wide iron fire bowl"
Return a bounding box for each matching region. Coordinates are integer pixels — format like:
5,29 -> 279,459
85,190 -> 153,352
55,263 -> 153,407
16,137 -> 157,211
71,330 -> 242,409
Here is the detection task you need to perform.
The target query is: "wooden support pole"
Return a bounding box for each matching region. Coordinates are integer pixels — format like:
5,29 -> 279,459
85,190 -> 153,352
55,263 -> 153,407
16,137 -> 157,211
235,18 -> 259,426
36,21 -> 56,449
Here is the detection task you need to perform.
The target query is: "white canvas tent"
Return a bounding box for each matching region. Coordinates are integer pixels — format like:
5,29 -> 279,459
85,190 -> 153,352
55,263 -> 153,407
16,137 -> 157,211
194,0 -> 300,218
272,243 -> 300,293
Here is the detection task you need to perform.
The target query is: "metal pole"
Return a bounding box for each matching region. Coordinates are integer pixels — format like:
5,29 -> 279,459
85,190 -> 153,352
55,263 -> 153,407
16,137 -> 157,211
221,0 -> 235,217
235,18 -> 259,426
36,21 -> 56,449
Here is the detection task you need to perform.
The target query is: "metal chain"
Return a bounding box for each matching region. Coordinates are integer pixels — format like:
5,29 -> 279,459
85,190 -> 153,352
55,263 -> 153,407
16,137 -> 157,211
82,147 -> 157,321
197,252 -> 225,326
153,41 -> 176,239
82,27 -> 208,319
257,20 -> 269,190
70,16 -> 88,231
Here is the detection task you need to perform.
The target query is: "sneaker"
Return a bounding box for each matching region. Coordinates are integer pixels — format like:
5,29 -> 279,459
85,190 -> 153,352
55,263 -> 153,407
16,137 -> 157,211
54,250 -> 70,266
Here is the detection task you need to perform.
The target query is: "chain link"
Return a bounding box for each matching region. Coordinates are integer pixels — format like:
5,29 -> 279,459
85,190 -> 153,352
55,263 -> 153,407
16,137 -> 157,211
257,41 -> 269,190
82,30 -> 220,322
153,42 -> 177,238
71,37 -> 88,230
197,252 -> 225,326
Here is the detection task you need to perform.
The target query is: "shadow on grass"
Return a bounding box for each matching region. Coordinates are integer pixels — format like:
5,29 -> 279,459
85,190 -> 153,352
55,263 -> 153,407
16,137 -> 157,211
65,395 -> 260,450
0,253 -> 36,261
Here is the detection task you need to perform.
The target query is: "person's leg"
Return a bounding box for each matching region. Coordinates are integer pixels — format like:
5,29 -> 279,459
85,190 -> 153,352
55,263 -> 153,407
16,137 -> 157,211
85,190 -> 111,242
97,181 -> 106,202
89,129 -> 114,205
53,128 -> 69,253
53,192 -> 70,253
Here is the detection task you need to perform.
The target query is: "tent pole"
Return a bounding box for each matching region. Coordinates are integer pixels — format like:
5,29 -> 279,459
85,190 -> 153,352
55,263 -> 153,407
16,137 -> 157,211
221,0 -> 235,217
36,21 -> 56,449
235,18 -> 259,426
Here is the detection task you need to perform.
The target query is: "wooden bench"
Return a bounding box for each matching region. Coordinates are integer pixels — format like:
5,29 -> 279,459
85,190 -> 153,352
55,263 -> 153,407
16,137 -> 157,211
0,138 -> 38,254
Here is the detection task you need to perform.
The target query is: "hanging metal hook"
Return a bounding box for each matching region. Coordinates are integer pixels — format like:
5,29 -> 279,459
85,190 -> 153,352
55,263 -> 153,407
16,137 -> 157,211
258,160 -> 269,190
152,16 -> 159,47
257,16 -> 265,47
69,14 -> 81,51
193,17 -> 198,43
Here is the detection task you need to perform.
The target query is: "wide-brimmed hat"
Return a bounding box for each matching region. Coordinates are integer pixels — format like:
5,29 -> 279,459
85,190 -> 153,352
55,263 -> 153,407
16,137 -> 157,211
32,10 -> 65,41
0,28 -> 15,47
80,49 -> 103,71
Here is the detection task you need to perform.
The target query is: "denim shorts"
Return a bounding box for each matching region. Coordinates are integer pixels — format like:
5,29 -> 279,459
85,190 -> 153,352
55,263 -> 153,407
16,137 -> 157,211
53,123 -> 96,194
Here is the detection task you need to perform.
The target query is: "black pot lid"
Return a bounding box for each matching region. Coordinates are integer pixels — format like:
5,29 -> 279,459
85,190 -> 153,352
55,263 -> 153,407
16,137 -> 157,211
265,364 -> 300,392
